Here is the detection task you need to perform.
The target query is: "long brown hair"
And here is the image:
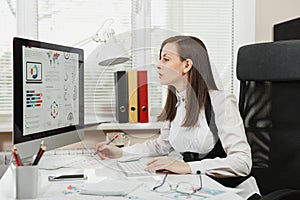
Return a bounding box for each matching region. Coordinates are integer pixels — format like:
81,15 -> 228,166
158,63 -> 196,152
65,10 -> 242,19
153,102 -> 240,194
157,36 -> 218,127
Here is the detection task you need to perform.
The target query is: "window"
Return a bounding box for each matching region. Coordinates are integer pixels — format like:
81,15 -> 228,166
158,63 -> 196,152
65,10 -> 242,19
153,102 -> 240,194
0,0 -> 255,131
132,0 -> 237,120
0,0 -> 16,131
38,0 -> 132,124
151,0 -> 236,93
39,0 -> 238,125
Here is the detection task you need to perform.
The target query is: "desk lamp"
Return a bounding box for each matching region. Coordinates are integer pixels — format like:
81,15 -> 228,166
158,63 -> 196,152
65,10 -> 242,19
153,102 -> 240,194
92,28 -> 129,66
74,19 -> 129,66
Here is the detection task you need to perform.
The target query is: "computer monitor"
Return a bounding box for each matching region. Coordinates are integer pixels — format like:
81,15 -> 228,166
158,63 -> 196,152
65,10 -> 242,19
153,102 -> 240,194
13,37 -> 84,161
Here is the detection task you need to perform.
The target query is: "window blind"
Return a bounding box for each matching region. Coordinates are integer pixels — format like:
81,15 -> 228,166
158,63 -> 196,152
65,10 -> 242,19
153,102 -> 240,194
38,0 -> 235,124
38,0 -> 132,124
151,0 -> 235,93
0,0 -> 16,130
131,0 -> 163,120
1,0 -> 239,130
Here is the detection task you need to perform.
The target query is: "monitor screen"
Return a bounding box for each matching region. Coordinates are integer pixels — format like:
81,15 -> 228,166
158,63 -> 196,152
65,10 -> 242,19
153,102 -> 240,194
13,37 -> 84,160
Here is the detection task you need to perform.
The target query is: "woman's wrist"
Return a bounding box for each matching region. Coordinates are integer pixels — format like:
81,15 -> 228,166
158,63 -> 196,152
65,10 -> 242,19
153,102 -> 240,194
170,161 -> 192,174
183,162 -> 192,174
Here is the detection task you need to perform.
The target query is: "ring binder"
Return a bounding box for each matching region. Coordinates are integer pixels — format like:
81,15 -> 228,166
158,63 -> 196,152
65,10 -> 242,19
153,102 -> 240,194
138,70 -> 149,123
127,70 -> 138,123
114,71 -> 128,123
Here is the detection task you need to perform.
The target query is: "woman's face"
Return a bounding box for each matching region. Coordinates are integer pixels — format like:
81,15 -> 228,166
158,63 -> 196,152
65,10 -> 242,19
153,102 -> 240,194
157,42 -> 187,90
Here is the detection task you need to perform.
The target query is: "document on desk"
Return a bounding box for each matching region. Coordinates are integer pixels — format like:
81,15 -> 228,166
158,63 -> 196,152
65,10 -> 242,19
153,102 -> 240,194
169,175 -> 241,199
127,174 -> 242,200
80,179 -> 143,196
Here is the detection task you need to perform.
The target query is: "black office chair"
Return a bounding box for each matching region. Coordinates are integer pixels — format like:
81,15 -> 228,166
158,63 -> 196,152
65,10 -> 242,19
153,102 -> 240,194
236,40 -> 300,199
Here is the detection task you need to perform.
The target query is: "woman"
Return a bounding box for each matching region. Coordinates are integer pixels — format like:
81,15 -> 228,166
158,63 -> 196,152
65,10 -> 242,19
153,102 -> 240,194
96,35 -> 252,179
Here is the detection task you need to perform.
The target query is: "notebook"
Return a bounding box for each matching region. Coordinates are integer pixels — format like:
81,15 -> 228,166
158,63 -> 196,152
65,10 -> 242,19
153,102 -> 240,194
80,179 -> 143,196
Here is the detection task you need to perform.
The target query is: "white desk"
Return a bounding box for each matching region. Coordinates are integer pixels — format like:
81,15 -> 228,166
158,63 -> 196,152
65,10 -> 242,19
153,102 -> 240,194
0,154 -> 245,200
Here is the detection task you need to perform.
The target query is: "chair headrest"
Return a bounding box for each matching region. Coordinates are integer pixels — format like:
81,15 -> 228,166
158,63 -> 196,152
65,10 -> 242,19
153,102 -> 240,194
237,40 -> 300,81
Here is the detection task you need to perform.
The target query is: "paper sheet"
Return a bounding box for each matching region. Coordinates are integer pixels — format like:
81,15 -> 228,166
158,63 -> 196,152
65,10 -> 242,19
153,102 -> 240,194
80,179 -> 144,196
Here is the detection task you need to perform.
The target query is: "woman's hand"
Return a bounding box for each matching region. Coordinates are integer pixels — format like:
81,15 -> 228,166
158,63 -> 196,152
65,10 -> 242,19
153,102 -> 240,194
95,142 -> 122,159
145,156 -> 192,174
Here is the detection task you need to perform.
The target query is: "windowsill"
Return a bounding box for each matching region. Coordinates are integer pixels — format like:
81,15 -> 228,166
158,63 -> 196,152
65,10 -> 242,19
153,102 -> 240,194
0,124 -> 12,133
97,122 -> 163,130
0,114 -> 12,133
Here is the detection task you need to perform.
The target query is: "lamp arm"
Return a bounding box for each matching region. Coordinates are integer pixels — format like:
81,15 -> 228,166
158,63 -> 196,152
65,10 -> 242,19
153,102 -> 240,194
73,35 -> 96,47
95,18 -> 114,35
73,33 -> 105,47
74,18 -> 114,47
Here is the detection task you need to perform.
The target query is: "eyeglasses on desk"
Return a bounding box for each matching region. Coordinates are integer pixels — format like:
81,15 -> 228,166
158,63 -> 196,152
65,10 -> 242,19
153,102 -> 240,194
152,171 -> 202,195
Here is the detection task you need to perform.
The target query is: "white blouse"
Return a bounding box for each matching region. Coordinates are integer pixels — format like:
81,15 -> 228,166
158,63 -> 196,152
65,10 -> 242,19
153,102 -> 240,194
122,90 -> 252,178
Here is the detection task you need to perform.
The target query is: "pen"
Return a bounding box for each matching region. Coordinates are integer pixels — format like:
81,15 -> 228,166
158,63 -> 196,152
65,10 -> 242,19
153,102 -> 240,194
94,135 -> 119,155
33,141 -> 46,165
32,145 -> 46,165
11,146 -> 23,166
15,149 -> 24,166
39,140 -> 44,148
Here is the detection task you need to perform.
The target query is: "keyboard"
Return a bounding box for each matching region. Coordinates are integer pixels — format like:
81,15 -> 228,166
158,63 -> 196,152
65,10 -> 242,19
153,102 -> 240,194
38,149 -> 104,170
117,160 -> 154,176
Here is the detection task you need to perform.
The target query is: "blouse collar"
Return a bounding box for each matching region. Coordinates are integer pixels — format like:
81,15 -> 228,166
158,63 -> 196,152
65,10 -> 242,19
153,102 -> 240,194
175,90 -> 186,107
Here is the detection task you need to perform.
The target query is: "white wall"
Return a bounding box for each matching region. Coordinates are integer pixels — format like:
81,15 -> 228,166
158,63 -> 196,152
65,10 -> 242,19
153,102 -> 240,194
255,0 -> 300,42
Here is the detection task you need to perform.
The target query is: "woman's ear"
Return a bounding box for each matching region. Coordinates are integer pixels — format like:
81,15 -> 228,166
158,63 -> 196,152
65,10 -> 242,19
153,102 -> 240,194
183,58 -> 193,74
